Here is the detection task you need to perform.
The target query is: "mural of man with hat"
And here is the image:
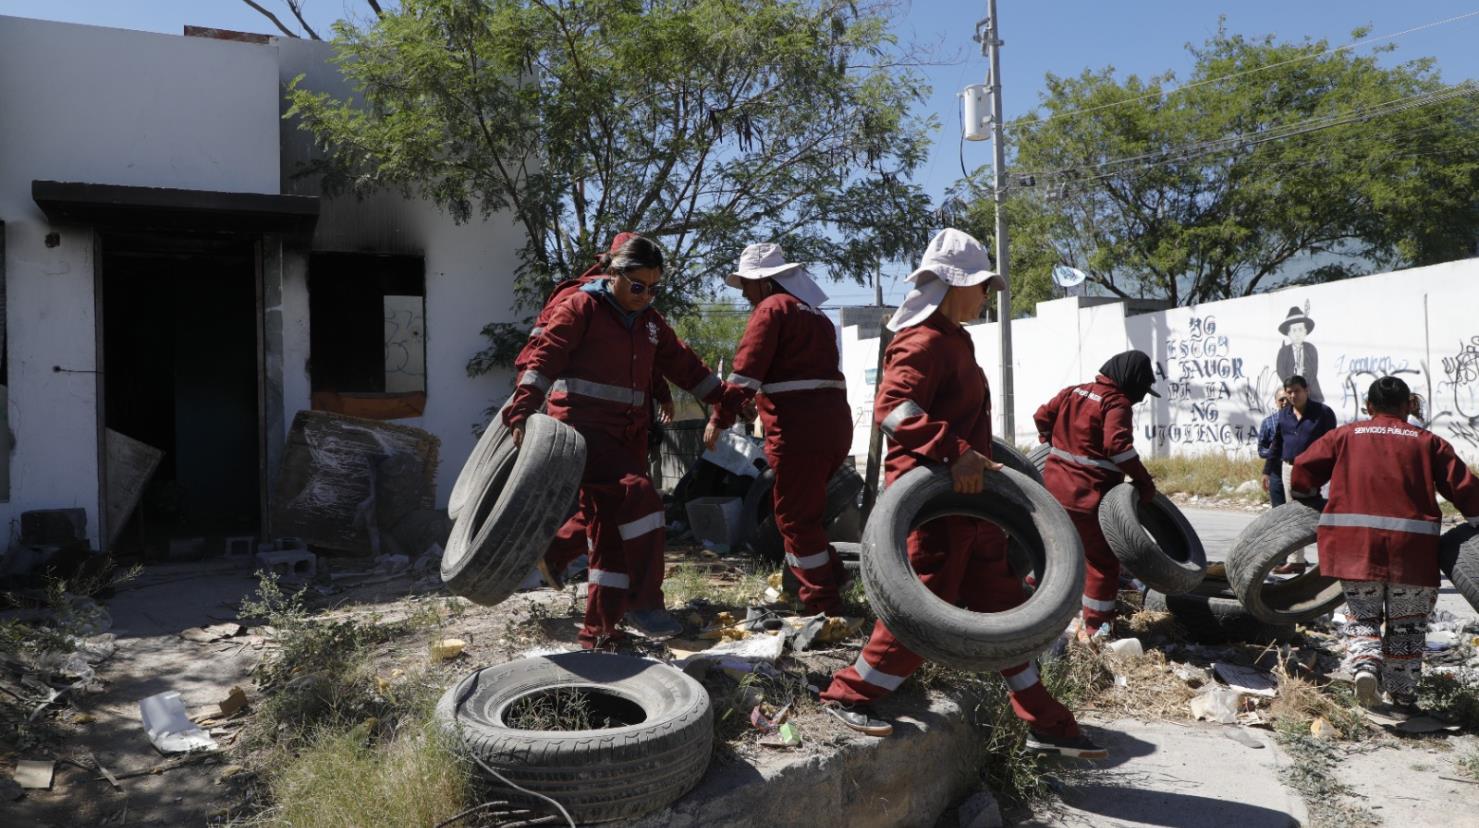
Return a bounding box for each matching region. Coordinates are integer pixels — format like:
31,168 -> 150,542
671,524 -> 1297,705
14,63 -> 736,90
1275,304 -> 1325,402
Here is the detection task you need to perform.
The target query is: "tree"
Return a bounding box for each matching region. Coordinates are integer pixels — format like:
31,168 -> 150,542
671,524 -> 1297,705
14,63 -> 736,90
286,0 -> 936,372
959,24 -> 1479,310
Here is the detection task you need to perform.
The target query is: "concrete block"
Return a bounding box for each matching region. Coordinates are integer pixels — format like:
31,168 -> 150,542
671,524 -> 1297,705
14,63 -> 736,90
254,548 -> 316,580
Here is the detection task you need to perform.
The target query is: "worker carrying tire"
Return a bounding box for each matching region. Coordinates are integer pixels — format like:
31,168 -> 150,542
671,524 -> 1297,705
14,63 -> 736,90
513,234 -> 673,622
1034,350 -> 1160,639
506,234 -> 740,648
705,243 -> 854,616
816,228 -> 1105,758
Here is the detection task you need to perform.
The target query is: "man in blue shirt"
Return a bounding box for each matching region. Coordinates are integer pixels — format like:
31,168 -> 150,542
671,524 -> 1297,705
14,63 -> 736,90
1261,375 -> 1337,573
1257,388 -> 1290,507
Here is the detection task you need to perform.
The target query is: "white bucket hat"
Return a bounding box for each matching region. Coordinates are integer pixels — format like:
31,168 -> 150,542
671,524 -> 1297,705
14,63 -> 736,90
888,229 -> 1006,331
726,243 -> 829,308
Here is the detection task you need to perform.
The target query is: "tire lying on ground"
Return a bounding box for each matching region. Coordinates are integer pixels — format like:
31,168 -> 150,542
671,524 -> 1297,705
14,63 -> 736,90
861,465 -> 1083,672
437,652 -> 712,824
1226,499 -> 1343,625
1028,442 -> 1051,475
448,403 -> 511,522
742,464 -> 865,563
992,438 -> 1045,485
1098,484 -> 1207,595
1439,524 -> 1479,613
1143,578 -> 1296,644
441,413 -> 586,606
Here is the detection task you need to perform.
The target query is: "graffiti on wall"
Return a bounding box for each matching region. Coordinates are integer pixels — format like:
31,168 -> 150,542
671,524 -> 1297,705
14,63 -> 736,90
1334,353 -> 1429,424
1435,335 -> 1479,448
1146,315 -> 1264,451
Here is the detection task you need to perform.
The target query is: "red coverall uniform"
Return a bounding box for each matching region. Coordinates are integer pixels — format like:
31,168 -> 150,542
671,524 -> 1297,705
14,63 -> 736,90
1292,414 -> 1479,693
506,280 -> 733,646
1034,377 -> 1155,633
515,274 -> 671,593
819,314 -> 1079,739
709,292 -> 853,614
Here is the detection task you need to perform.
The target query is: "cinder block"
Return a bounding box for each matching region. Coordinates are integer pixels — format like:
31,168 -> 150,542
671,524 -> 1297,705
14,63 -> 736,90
254,548 -> 316,580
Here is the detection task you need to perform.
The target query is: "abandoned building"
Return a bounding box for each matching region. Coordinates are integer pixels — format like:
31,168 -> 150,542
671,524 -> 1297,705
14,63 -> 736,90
0,16 -> 523,557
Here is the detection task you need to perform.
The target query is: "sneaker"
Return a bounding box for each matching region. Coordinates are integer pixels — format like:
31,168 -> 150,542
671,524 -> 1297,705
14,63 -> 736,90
1271,561 -> 1309,576
1026,730 -> 1109,759
625,608 -> 683,639
1353,670 -> 1381,708
536,557 -> 564,590
822,702 -> 893,737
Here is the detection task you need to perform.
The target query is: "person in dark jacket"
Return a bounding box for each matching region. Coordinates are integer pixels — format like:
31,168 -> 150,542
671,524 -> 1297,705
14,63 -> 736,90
507,235 -> 740,647
816,229 -> 1104,759
1262,374 -> 1337,573
705,243 -> 853,616
1034,351 -> 1159,638
1292,376 -> 1479,710
1257,389 -> 1290,508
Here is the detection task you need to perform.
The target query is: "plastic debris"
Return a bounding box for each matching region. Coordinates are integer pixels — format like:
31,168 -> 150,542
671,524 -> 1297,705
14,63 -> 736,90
140,692 -> 217,753
181,623 -> 243,643
14,760 -> 54,790
430,639 -> 466,661
1426,630 -> 1460,651
761,721 -> 802,748
1172,664 -> 1210,687
1104,638 -> 1143,658
1189,685 -> 1243,724
750,703 -> 791,734
1221,728 -> 1265,749
1213,662 -> 1278,698
1310,717 -> 1335,740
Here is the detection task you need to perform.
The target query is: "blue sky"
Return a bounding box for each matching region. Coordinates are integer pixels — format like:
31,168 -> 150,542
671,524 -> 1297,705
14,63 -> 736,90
5,1 -> 1478,305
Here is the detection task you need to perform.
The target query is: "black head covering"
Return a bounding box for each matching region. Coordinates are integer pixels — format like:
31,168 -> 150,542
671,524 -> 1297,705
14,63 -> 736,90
1099,350 -> 1161,403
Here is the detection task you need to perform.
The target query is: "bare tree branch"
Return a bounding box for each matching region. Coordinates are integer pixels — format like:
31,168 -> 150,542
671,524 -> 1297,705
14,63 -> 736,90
284,0 -> 323,40
239,0 -> 298,38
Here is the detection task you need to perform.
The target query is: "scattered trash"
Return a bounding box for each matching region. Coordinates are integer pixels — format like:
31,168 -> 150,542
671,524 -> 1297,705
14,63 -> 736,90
1172,664 -> 1210,687
685,632 -> 785,663
1213,662 -> 1278,698
760,721 -> 802,748
1105,638 -> 1143,658
750,703 -> 791,734
1189,684 -> 1243,724
1426,630 -> 1460,651
430,639 -> 466,661
140,692 -> 218,753
14,760 -> 54,790
1310,717 -> 1336,740
217,687 -> 249,718
180,623 -> 243,643
763,586 -> 783,603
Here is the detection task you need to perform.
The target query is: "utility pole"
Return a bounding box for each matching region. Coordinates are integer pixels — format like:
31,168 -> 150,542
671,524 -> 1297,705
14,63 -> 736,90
974,0 -> 1015,441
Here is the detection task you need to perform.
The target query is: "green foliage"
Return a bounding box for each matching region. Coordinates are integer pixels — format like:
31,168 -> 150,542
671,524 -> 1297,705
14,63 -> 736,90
668,300 -> 750,379
287,0 -> 938,373
957,21 -> 1479,310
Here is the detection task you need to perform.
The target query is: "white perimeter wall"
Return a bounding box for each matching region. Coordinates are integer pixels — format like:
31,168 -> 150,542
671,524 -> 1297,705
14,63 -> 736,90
841,257 -> 1479,464
277,39 -> 522,504
0,16 -> 282,543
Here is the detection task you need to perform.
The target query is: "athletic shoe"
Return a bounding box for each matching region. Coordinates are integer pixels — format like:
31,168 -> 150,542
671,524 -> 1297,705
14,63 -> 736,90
822,702 -> 893,737
625,609 -> 683,638
1353,670 -> 1381,708
1026,730 -> 1109,759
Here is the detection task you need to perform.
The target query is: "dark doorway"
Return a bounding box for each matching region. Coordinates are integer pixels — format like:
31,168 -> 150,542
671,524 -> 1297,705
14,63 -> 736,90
102,233 -> 262,557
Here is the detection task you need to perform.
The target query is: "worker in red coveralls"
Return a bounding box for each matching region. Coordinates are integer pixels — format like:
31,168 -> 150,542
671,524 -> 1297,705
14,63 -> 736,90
513,233 -> 674,603
816,228 -> 1105,758
703,244 -> 853,616
1035,351 -> 1160,641
505,235 -> 739,647
1291,376 -> 1479,712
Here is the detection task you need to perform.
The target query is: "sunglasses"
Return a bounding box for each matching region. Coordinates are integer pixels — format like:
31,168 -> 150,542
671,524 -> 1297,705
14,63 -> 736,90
620,274 -> 661,295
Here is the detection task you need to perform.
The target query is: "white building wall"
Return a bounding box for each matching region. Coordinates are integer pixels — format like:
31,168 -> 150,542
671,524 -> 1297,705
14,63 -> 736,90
276,39 -> 523,505
0,16 -> 282,543
842,258 -> 1479,464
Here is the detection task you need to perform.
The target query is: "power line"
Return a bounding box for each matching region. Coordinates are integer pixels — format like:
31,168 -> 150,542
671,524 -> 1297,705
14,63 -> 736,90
1010,8 -> 1479,129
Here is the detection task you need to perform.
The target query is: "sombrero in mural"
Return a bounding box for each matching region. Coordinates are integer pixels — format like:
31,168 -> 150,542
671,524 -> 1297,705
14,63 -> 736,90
1278,306 -> 1315,335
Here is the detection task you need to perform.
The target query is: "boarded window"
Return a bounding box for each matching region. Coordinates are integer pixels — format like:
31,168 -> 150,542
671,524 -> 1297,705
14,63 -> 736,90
308,253 -> 426,419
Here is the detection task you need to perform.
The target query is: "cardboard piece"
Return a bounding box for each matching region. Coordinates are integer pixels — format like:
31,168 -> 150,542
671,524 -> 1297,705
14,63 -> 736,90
14,760 -> 54,790
105,429 -> 164,544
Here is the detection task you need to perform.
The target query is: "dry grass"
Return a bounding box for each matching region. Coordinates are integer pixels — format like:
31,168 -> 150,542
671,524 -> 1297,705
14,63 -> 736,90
1080,646 -> 1199,721
661,561 -> 777,608
1142,454 -> 1265,501
249,719 -> 473,828
1266,657 -> 1369,740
